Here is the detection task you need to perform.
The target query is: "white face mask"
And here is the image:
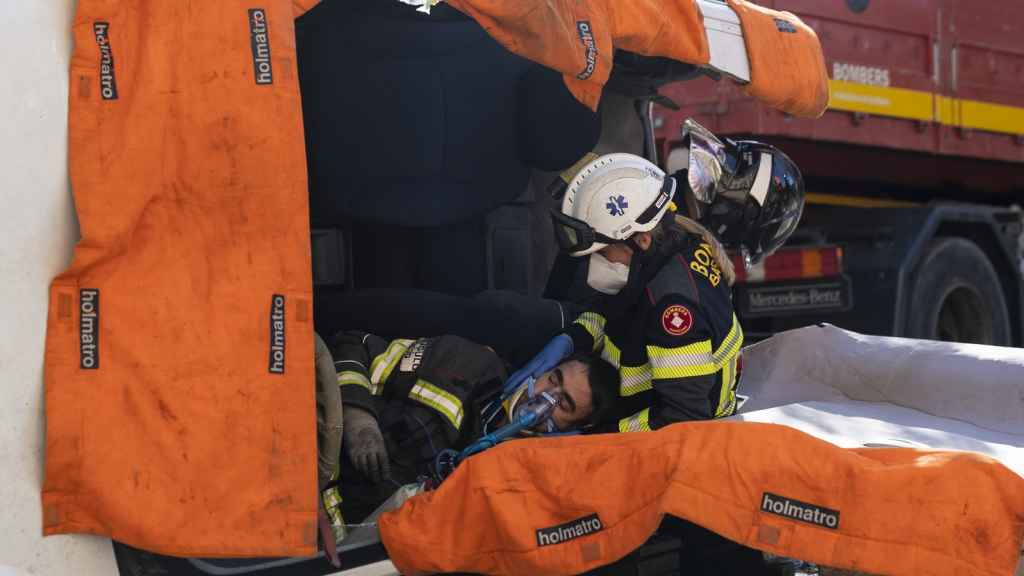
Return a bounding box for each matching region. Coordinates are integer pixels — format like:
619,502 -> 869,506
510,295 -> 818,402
586,252 -> 630,295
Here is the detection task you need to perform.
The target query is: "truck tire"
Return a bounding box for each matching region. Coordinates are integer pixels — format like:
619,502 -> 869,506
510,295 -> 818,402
905,237 -> 1011,345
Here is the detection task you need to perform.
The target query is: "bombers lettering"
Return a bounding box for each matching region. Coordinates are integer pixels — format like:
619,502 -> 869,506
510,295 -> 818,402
761,493 -> 840,530
536,514 -> 604,547
690,242 -> 722,287
575,21 -> 597,80
269,294 -> 286,374
833,62 -> 890,88
248,9 -> 274,85
93,23 -> 119,100
80,289 -> 100,369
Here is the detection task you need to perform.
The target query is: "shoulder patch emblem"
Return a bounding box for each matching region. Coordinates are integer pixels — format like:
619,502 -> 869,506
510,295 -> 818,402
661,305 -> 693,336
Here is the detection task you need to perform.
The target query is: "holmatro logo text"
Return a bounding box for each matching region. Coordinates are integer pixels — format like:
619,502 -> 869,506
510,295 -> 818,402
248,9 -> 273,85
269,294 -> 286,373
80,289 -> 100,369
761,493 -> 840,529
536,514 -> 603,547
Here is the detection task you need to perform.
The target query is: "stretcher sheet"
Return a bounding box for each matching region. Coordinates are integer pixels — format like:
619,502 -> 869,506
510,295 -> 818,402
42,0 -> 320,557
736,324 -> 1024,439
736,399 -> 1024,478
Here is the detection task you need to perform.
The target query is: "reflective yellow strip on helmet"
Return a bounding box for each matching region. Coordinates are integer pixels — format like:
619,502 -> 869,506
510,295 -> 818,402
369,339 -> 413,388
337,371 -> 374,394
618,408 -> 651,433
560,152 -> 600,184
620,364 -> 653,396
408,379 -> 464,430
574,312 -> 606,351
600,338 -> 622,368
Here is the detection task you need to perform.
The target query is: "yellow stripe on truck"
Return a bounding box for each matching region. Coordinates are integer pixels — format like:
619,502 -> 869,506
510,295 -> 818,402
828,80 -> 934,122
960,98 -> 1024,135
805,193 -> 921,209
936,95 -> 959,126
827,80 -> 1024,136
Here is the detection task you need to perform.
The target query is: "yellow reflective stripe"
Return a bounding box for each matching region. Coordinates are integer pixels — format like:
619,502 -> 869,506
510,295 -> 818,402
408,379 -> 464,430
618,408 -> 651,433
647,339 -> 716,378
828,80 -> 1024,136
647,315 -> 744,380
806,192 -> 920,209
322,486 -> 342,509
602,338 -> 652,396
574,312 -> 606,351
828,80 -> 933,122
321,485 -> 346,541
936,94 -> 958,126
559,152 -> 600,184
716,355 -> 737,418
959,98 -> 1024,135
369,339 -> 413,388
713,316 -> 744,364
337,370 -> 373,393
600,339 -> 622,368
620,364 -> 653,396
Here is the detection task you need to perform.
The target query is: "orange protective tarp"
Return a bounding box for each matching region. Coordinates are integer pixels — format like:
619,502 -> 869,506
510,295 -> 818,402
381,422 -> 1024,576
445,0 -> 710,113
727,0 -> 830,119
43,0 -> 320,557
445,0 -> 828,118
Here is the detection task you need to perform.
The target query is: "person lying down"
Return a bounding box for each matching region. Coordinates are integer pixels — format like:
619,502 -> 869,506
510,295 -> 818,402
322,331 -> 621,528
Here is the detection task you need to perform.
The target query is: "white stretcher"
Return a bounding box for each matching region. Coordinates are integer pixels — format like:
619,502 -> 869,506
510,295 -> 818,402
734,324 -> 1024,476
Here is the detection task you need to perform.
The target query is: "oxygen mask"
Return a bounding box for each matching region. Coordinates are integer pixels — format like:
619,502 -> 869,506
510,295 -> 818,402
511,376 -> 565,434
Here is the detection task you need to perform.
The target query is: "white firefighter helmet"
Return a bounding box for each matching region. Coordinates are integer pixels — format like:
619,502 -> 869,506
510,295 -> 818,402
552,153 -> 677,256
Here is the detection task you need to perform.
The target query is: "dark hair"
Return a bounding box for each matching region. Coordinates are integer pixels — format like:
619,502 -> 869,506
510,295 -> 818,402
563,353 -> 620,429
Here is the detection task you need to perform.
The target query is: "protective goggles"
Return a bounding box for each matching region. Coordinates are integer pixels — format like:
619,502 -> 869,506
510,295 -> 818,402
550,176 -> 676,254
550,210 -> 619,255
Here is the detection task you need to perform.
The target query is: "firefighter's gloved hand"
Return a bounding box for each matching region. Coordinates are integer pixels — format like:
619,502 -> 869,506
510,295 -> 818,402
343,406 -> 390,483
503,334 -> 573,396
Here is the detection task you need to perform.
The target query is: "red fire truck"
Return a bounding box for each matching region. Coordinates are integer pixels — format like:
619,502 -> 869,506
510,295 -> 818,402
655,0 -> 1024,346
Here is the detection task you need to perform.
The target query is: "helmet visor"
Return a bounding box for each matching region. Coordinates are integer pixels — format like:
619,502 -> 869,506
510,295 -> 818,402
681,119 -> 728,204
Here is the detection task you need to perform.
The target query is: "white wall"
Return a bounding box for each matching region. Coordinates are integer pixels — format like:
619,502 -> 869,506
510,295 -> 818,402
0,2 -> 118,574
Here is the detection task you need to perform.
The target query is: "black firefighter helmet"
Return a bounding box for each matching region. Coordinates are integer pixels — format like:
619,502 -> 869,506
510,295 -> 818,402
698,138 -> 806,267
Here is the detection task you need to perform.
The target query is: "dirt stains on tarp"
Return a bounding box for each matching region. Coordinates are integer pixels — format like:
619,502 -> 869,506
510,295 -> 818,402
157,398 -> 179,423
267,420 -> 283,480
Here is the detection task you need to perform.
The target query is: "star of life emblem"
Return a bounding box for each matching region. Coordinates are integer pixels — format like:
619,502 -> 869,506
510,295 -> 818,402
606,195 -> 628,216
